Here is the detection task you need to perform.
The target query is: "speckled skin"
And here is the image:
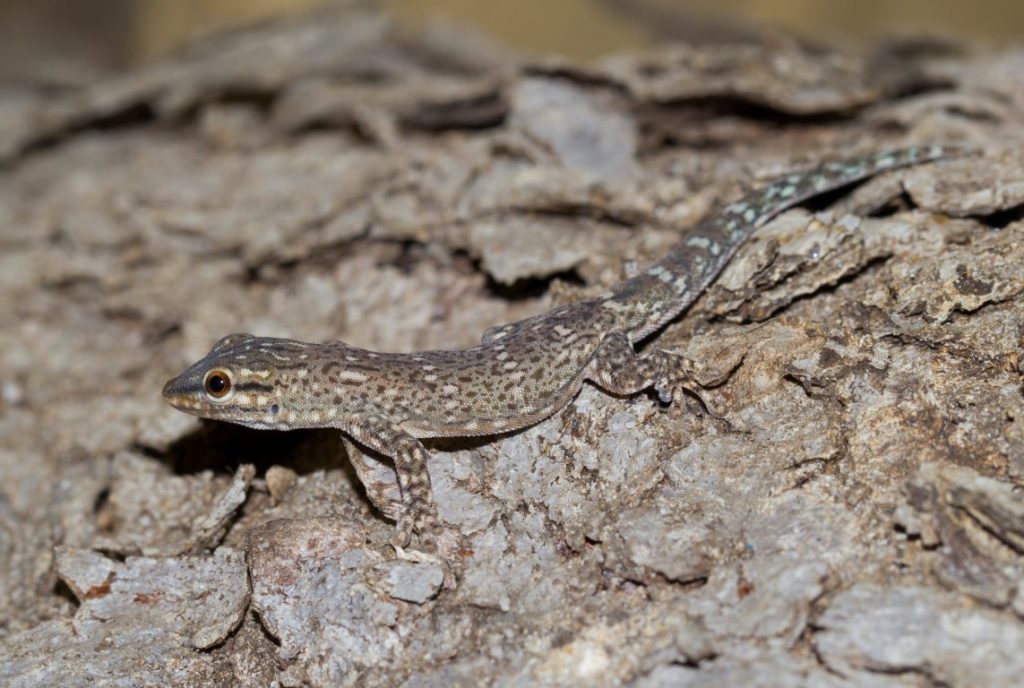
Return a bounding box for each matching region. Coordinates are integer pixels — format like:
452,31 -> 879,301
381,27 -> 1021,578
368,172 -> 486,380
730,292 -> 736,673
163,146 -> 960,570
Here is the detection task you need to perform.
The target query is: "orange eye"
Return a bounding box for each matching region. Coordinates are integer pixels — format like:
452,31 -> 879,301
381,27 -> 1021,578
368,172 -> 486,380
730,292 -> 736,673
204,370 -> 232,399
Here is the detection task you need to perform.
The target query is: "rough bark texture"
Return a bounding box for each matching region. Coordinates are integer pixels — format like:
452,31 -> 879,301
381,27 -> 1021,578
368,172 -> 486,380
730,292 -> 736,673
1,5 -> 1022,687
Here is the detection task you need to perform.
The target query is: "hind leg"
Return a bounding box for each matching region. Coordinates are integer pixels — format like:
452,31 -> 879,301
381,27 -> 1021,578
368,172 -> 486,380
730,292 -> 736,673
585,332 -> 697,403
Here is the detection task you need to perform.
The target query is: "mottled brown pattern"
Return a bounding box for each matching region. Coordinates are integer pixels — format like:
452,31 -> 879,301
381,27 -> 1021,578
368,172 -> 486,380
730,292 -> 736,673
163,146 -> 963,576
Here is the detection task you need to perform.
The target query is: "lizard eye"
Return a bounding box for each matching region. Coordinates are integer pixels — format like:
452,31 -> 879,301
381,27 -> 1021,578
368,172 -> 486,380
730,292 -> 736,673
204,370 -> 232,400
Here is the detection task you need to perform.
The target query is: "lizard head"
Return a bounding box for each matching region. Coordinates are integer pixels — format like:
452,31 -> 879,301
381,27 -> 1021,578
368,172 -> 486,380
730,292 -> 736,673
162,333 -> 318,430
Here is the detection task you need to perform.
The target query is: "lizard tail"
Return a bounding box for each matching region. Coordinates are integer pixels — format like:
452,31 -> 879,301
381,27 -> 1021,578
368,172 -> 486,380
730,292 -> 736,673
613,144 -> 970,342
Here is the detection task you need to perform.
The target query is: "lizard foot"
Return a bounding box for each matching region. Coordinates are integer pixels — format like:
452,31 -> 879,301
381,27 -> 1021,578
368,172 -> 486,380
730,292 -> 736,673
390,515 -> 462,590
391,511 -> 416,550
653,352 -> 700,405
392,543 -> 459,589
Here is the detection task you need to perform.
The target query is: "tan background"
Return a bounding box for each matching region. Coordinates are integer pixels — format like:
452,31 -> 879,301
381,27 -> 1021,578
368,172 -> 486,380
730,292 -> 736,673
1,0 -> 1022,77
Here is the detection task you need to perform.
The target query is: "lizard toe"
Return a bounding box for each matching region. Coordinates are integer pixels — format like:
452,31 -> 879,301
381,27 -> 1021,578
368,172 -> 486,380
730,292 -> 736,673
391,516 -> 415,550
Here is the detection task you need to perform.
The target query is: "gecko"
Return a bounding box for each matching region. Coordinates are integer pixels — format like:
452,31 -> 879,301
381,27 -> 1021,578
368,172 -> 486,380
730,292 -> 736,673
163,145 -> 960,569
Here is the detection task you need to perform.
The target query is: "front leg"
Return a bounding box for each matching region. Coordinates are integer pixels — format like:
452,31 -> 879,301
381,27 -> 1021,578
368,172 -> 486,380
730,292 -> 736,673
585,332 -> 697,403
343,417 -> 450,553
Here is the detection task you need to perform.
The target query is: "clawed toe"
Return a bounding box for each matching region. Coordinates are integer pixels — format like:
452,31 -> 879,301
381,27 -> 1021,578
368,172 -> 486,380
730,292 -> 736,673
654,370 -> 701,406
656,385 -> 675,404
392,525 -> 461,590
390,515 -> 416,550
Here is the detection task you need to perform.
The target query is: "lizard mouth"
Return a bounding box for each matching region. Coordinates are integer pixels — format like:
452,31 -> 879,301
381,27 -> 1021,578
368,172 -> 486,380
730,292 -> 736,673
162,376 -> 205,412
161,374 -> 267,423
162,376 -> 188,401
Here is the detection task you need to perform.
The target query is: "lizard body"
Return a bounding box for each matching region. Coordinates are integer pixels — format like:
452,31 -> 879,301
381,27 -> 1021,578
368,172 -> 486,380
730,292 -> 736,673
163,145 -> 960,562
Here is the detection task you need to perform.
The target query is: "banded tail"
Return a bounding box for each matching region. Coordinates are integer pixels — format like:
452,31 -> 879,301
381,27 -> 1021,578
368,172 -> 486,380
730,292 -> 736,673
614,145 -> 967,342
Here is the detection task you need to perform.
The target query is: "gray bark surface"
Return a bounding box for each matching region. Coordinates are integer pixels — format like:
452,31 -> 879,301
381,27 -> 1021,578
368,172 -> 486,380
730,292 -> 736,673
0,5 -> 1022,687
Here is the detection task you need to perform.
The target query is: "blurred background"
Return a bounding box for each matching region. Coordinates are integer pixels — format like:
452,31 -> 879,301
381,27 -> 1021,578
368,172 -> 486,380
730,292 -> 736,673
1,0 -> 1021,83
